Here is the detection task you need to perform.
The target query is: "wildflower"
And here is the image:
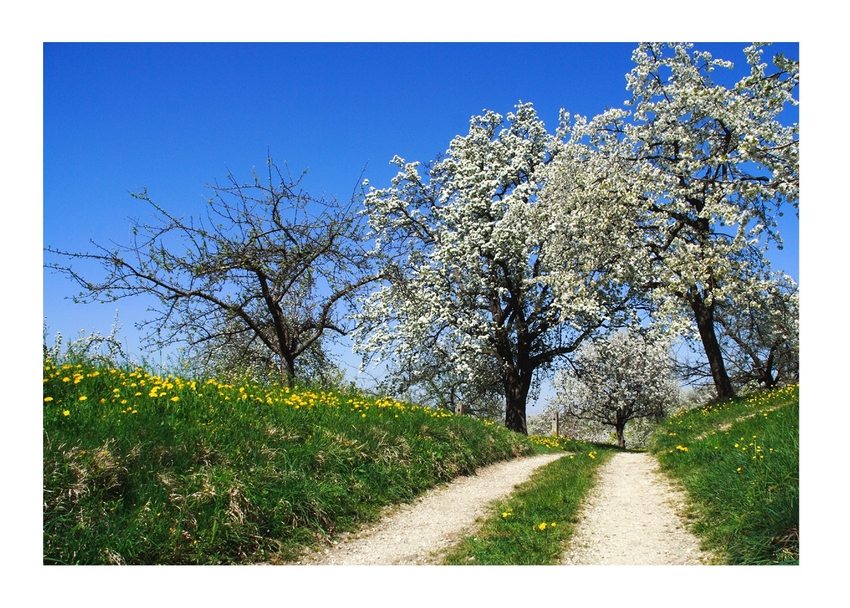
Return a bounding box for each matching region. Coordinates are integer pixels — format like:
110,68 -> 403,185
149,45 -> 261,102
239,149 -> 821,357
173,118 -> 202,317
44,396 -> 54,403
537,522 -> 547,531
78,395 -> 88,401
501,512 -> 512,519
170,396 -> 180,402
62,410 -> 70,417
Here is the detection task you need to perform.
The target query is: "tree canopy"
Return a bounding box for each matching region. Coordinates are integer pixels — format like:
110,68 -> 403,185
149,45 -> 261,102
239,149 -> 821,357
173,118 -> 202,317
543,43 -> 798,402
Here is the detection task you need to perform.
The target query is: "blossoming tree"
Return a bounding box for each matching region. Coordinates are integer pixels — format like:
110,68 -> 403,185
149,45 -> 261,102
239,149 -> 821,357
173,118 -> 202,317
554,328 -> 679,449
356,104 -> 637,433
714,271 -> 799,389
547,43 -> 799,401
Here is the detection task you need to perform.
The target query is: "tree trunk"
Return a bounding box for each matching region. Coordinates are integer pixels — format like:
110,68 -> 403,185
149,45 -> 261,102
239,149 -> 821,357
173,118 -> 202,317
761,348 -> 778,388
280,357 -> 296,388
504,374 -> 530,434
691,295 -> 736,401
615,421 -> 626,449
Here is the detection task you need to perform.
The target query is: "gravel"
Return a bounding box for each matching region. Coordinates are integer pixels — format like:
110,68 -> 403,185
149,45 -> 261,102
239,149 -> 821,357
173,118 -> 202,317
296,452 -> 566,565
561,451 -> 712,565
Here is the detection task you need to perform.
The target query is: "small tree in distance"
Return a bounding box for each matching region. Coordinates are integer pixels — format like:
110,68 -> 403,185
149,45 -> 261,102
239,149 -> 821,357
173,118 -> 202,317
554,329 -> 679,449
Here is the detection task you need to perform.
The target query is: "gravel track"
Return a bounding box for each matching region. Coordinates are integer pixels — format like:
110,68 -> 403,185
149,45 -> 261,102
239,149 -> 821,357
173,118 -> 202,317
297,452 -> 566,565
561,451 -> 712,565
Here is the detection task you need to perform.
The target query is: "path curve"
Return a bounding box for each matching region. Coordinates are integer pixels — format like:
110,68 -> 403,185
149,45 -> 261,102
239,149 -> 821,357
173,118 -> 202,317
297,452 -> 566,565
561,451 -> 712,565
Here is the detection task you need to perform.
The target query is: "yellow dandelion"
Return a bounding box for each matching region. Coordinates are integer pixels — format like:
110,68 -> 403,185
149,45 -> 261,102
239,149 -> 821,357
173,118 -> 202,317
62,410 -> 70,417
44,396 -> 54,403
170,396 -> 180,402
537,522 -> 547,531
78,395 -> 88,401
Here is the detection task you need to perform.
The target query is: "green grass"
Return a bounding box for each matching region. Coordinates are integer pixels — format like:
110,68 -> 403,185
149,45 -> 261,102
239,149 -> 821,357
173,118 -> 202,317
649,384 -> 799,564
43,358 -> 537,564
442,443 -> 611,565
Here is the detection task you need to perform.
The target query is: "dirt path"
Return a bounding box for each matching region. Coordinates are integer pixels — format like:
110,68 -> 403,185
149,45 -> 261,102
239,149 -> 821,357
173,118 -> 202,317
561,451 -> 712,565
297,452 -> 566,565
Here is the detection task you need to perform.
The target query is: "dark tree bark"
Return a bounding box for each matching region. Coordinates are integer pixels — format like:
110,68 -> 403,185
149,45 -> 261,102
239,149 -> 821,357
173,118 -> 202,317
503,366 -> 532,434
280,355 -> 296,387
615,411 -> 627,449
690,293 -> 736,401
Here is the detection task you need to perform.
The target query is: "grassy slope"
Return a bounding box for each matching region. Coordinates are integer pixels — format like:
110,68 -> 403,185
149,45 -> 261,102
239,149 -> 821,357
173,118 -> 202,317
443,440 -> 612,565
649,384 -> 799,564
43,359 -> 544,564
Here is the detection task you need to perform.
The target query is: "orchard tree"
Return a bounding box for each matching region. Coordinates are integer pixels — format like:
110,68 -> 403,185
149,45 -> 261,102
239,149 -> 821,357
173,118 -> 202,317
47,158 -> 377,386
548,43 -> 799,401
715,272 -> 799,389
176,313 -> 345,386
356,103 -> 637,434
386,344 -> 505,418
554,328 -> 679,449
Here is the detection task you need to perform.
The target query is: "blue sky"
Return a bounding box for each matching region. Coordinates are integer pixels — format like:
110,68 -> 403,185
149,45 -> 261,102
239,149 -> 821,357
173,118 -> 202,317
43,41 -> 800,395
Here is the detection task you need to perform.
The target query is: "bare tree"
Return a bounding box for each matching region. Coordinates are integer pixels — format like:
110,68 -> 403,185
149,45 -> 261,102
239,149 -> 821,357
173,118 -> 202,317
46,158 -> 378,385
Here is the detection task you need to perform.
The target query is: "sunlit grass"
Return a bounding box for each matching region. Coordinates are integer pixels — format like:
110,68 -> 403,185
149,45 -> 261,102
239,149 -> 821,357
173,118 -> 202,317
650,384 -> 799,564
43,358 -> 536,564
442,444 -> 611,565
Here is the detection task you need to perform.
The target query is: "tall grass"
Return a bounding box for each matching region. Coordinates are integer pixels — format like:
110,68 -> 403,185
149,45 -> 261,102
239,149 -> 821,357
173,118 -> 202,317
43,358 -> 539,564
649,384 -> 799,564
